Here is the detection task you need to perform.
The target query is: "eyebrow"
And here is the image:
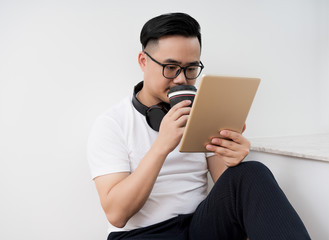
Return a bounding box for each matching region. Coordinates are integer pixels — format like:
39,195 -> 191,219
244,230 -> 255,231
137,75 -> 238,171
163,58 -> 200,65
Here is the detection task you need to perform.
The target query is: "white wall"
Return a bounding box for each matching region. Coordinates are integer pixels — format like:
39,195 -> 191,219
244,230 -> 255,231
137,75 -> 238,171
0,0 -> 328,239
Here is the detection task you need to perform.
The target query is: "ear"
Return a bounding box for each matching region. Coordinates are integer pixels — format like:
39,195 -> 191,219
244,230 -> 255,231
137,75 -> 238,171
138,51 -> 147,72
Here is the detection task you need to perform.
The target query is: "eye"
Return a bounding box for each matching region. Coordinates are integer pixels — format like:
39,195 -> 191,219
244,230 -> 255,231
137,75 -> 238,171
165,65 -> 179,71
186,66 -> 198,72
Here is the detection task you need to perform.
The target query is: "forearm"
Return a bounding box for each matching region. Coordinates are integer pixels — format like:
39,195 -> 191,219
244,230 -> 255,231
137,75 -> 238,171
104,139 -> 169,227
207,155 -> 228,183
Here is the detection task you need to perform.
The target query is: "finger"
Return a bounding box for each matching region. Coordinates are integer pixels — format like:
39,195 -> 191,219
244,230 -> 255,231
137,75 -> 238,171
205,144 -> 237,158
208,137 -> 250,157
176,114 -> 189,128
210,138 -> 240,151
168,100 -> 191,115
220,130 -> 249,145
206,143 -> 246,167
171,106 -> 191,121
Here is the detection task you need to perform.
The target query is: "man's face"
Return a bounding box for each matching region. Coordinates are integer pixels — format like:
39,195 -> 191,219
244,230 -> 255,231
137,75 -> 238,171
138,35 -> 201,107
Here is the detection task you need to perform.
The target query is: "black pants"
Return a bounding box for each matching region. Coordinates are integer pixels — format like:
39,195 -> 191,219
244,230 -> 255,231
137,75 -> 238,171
108,161 -> 311,240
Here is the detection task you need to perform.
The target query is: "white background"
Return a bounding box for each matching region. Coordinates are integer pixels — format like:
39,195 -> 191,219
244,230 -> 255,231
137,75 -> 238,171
0,0 -> 328,239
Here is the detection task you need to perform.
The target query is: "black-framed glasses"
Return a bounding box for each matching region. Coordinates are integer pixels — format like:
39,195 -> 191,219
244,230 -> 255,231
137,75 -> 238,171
144,51 -> 204,80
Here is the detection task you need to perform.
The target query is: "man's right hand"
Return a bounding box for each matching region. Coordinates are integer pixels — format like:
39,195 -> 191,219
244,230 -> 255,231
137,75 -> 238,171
156,100 -> 192,154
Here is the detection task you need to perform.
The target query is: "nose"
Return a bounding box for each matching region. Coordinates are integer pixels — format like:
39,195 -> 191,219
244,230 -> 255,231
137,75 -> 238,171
172,70 -> 187,85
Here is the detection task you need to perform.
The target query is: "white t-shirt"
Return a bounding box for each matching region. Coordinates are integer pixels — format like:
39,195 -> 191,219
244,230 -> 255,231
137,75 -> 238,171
87,95 -> 212,233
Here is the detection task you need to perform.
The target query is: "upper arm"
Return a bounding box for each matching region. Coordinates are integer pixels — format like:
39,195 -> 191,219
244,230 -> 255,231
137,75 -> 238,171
88,115 -> 130,179
94,172 -> 130,212
207,155 -> 228,183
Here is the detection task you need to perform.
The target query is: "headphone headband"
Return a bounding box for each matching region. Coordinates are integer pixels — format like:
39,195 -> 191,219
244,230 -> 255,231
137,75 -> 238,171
132,81 -> 148,115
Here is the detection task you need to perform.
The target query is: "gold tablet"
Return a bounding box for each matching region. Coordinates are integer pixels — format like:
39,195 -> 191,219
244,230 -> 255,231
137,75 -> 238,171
179,75 -> 260,152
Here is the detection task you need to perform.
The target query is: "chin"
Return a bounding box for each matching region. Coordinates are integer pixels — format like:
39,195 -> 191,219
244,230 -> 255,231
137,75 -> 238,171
161,96 -> 170,104
161,96 -> 169,103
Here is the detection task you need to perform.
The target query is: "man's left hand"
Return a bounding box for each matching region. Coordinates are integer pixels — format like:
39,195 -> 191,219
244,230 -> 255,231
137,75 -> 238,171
205,127 -> 250,167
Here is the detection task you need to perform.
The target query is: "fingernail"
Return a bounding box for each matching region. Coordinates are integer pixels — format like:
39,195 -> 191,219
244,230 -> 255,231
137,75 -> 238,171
206,145 -> 213,151
212,138 -> 219,144
220,130 -> 227,136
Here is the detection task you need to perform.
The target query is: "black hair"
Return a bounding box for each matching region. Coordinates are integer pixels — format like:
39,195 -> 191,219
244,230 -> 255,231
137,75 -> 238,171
140,12 -> 201,50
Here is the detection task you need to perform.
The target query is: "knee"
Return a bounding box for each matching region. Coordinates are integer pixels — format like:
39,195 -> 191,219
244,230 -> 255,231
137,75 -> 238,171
240,161 -> 269,172
227,161 -> 274,182
211,161 -> 277,199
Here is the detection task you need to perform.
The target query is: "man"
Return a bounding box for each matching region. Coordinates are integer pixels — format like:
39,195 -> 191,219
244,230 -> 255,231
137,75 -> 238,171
88,12 -> 310,240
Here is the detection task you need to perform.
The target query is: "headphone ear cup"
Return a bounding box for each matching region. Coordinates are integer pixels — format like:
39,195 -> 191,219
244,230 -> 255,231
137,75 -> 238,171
132,81 -> 171,131
146,103 -> 170,131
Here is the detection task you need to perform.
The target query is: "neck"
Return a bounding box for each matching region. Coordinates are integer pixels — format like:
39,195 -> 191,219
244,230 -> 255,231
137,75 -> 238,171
137,88 -> 159,107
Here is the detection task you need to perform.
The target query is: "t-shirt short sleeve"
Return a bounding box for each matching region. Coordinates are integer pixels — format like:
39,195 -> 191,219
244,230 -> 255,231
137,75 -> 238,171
205,152 -> 216,158
87,115 -> 130,179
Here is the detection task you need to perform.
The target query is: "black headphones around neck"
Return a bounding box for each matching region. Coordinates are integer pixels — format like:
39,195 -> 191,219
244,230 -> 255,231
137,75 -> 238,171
132,81 -> 170,132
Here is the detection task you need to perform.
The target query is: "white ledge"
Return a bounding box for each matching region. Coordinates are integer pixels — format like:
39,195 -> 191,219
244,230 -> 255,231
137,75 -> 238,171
249,133 -> 329,162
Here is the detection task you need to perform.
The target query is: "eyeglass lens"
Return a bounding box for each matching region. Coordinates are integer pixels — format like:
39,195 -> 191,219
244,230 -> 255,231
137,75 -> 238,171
164,65 -> 202,79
